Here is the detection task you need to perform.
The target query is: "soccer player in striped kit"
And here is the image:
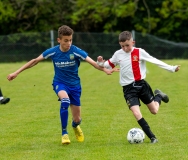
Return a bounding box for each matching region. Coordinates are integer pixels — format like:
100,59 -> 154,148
97,31 -> 180,143
7,25 -> 116,145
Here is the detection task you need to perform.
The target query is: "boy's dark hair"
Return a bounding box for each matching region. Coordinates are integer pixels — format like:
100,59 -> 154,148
119,31 -> 132,42
58,25 -> 74,38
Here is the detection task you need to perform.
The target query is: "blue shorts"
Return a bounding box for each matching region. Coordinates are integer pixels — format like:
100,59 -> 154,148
52,82 -> 82,106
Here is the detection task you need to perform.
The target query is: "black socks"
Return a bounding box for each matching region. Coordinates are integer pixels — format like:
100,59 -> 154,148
138,117 -> 156,139
154,94 -> 162,105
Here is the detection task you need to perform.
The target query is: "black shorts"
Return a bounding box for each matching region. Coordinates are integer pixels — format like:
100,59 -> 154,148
123,80 -> 154,108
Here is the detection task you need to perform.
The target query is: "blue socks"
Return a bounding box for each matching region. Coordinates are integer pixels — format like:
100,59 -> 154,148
72,119 -> 81,128
60,98 -> 70,135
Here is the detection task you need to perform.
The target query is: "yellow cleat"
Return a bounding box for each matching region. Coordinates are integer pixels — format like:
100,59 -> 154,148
62,134 -> 71,145
73,125 -> 84,142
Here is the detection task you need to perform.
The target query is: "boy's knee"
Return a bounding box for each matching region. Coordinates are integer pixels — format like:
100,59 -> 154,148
150,109 -> 158,115
61,98 -> 70,109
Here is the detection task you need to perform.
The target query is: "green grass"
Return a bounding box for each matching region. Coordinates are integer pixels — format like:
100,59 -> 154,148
0,60 -> 187,160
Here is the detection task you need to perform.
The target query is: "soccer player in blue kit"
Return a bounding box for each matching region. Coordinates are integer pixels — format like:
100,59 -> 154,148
0,88 -> 10,104
7,25 -> 116,145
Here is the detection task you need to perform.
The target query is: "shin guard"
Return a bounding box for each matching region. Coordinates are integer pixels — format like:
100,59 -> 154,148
60,98 -> 70,135
138,117 -> 156,139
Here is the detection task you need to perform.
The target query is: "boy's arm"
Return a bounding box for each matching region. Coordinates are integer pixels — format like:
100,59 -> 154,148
7,54 -> 44,81
174,65 -> 180,72
141,49 -> 180,72
85,56 -> 115,75
97,56 -> 118,71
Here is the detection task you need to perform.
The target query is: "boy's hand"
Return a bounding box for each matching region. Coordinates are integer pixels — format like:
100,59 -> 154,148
103,68 -> 113,75
97,56 -> 105,67
97,56 -> 104,62
7,72 -> 18,81
175,65 -> 180,72
103,67 -> 120,75
113,68 -> 120,72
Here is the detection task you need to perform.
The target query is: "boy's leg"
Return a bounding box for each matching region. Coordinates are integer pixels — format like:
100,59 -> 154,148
137,117 -> 158,143
147,89 -> 169,114
130,106 -> 158,144
154,89 -> 169,103
140,89 -> 169,143
70,105 -> 84,142
0,88 -> 10,104
124,81 -> 158,144
53,83 -> 71,144
69,86 -> 84,142
0,88 -> 3,97
60,98 -> 70,134
60,97 -> 71,144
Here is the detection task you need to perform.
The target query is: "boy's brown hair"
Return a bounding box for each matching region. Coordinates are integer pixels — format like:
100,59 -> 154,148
58,25 -> 74,38
119,31 -> 132,42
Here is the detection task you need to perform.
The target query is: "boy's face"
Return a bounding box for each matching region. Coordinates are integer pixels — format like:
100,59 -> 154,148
57,35 -> 72,52
119,39 -> 135,53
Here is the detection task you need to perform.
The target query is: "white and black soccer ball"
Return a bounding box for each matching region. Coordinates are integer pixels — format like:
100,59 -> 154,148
127,128 -> 145,144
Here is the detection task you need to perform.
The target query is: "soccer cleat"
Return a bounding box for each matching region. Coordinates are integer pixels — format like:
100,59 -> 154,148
0,97 -> 10,104
62,134 -> 71,144
73,125 -> 84,142
154,89 -> 169,103
150,137 -> 158,144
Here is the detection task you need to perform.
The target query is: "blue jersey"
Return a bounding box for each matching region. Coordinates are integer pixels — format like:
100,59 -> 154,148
42,45 -> 88,87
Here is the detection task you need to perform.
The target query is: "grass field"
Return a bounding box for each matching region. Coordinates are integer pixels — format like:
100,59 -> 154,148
0,60 -> 187,160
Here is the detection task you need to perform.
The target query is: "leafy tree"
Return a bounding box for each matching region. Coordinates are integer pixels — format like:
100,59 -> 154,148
0,0 -> 188,42
70,0 -> 139,32
132,0 -> 188,41
154,0 -> 188,41
70,0 -> 188,42
0,0 -> 73,35
0,0 -> 16,34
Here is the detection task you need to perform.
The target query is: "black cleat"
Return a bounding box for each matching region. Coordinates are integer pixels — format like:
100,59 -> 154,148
150,137 -> 158,144
154,89 -> 169,103
0,97 -> 10,104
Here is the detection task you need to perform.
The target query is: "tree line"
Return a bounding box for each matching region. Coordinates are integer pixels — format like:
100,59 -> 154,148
0,0 -> 188,42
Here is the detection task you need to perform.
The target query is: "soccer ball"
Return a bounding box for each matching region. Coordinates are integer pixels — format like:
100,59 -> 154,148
127,128 -> 145,144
